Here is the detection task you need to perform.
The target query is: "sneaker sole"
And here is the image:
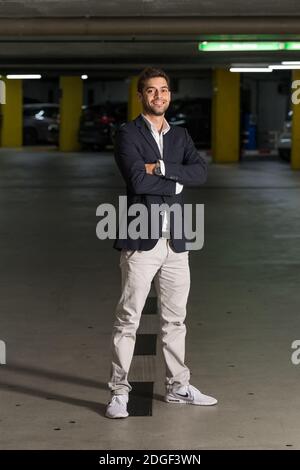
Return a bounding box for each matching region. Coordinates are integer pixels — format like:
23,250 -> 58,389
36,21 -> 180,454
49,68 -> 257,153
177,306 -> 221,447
105,412 -> 129,419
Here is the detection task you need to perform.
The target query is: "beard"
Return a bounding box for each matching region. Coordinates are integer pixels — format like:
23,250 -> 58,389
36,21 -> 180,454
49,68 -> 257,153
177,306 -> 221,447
142,99 -> 170,116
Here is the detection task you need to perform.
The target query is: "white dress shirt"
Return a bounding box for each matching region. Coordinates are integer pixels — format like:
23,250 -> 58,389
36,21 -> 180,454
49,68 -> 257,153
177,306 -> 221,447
142,114 -> 183,236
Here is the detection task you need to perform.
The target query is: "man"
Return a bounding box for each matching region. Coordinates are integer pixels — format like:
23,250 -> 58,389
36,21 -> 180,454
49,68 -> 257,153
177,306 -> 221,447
106,67 -> 217,419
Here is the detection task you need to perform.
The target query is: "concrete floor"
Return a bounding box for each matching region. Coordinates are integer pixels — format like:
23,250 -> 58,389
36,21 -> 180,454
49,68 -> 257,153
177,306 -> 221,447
0,148 -> 300,450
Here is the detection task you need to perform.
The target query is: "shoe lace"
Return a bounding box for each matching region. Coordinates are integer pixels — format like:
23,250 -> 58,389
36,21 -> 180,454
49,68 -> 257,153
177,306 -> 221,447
187,385 -> 199,398
174,384 -> 194,398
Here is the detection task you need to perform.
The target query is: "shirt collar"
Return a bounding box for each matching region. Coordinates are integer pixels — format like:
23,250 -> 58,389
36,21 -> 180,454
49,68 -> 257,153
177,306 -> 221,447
141,114 -> 170,135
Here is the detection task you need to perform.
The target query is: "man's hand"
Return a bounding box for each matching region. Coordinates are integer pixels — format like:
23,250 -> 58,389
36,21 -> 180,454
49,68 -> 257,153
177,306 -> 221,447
145,163 -> 157,175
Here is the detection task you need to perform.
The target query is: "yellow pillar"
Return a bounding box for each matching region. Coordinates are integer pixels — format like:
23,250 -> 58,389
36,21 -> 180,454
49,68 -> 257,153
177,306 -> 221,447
59,76 -> 83,152
128,76 -> 142,121
0,77 -> 22,147
212,69 -> 240,163
291,70 -> 300,170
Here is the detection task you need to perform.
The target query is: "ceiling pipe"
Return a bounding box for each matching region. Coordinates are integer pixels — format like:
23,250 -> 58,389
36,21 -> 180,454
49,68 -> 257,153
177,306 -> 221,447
1,16 -> 300,36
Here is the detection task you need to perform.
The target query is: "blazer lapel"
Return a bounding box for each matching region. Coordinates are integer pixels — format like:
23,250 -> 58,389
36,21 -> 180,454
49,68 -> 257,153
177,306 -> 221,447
135,115 -> 162,161
162,128 -> 173,162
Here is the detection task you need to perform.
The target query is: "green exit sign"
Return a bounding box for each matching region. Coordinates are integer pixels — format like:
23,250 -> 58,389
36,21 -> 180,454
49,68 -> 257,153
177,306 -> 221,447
199,41 -> 300,52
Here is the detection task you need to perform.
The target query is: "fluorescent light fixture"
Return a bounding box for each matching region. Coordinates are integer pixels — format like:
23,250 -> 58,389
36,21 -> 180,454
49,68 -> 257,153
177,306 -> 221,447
6,74 -> 42,79
285,42 -> 300,50
230,67 -> 272,72
282,61 -> 300,64
199,41 -> 300,52
199,41 -> 284,52
81,74 -> 88,80
269,64 -> 300,69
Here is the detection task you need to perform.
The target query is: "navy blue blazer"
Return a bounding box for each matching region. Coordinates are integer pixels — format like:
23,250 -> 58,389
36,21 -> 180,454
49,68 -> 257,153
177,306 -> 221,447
113,114 -> 208,252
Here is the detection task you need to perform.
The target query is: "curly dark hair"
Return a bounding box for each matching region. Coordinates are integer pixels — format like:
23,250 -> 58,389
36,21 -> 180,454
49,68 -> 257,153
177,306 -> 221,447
137,67 -> 170,93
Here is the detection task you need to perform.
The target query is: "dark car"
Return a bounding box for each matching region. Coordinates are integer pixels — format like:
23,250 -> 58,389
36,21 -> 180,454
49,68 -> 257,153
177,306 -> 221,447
79,102 -> 127,150
109,102 -> 128,144
165,98 -> 211,149
23,103 -> 59,145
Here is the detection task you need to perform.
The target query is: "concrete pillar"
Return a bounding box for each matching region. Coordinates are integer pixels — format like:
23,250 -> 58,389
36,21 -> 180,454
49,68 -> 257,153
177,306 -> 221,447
291,70 -> 300,170
212,69 -> 240,163
128,76 -> 142,121
0,77 -> 23,147
59,76 -> 83,152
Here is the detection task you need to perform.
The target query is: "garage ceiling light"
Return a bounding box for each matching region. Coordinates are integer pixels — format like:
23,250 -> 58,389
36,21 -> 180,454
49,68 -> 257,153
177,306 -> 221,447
269,64 -> 300,69
81,75 -> 88,80
281,61 -> 300,65
230,67 -> 272,72
285,42 -> 300,50
6,74 -> 41,79
199,42 -> 300,52
199,42 -> 284,52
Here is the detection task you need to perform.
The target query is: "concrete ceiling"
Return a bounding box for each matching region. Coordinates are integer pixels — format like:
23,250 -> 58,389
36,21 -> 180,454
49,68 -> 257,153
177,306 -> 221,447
0,1 -> 300,74
0,40 -> 298,75
0,0 -> 299,17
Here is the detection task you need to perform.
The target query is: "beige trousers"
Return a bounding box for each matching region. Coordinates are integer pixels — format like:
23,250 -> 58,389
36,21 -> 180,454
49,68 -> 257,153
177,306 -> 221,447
108,238 -> 191,395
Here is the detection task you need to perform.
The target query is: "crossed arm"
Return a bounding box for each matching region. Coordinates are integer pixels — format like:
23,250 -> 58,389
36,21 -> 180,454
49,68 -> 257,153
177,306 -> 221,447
114,127 -> 208,196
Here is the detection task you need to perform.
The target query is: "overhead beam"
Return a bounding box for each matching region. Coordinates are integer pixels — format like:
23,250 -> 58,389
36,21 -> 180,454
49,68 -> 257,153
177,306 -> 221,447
1,17 -> 300,36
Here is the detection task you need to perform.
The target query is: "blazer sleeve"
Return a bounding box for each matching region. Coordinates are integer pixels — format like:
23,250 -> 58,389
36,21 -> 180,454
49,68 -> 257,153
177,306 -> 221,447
114,126 -> 177,196
163,128 -> 208,187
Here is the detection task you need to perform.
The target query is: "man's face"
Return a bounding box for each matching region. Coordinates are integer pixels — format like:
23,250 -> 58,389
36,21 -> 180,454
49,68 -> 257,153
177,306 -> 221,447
138,76 -> 171,116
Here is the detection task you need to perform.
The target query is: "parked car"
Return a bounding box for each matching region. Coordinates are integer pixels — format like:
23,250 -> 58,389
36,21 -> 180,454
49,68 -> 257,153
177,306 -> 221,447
79,102 -> 127,150
109,102 -> 128,145
165,97 -> 211,149
23,103 -> 59,145
278,110 -> 292,161
79,98 -> 211,150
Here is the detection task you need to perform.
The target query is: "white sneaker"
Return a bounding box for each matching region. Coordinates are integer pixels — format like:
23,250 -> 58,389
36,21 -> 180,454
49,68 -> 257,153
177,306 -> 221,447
105,394 -> 129,419
165,384 -> 218,406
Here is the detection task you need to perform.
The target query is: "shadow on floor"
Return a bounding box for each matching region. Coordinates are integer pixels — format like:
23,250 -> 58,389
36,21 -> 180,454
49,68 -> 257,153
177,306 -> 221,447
0,362 -> 166,417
